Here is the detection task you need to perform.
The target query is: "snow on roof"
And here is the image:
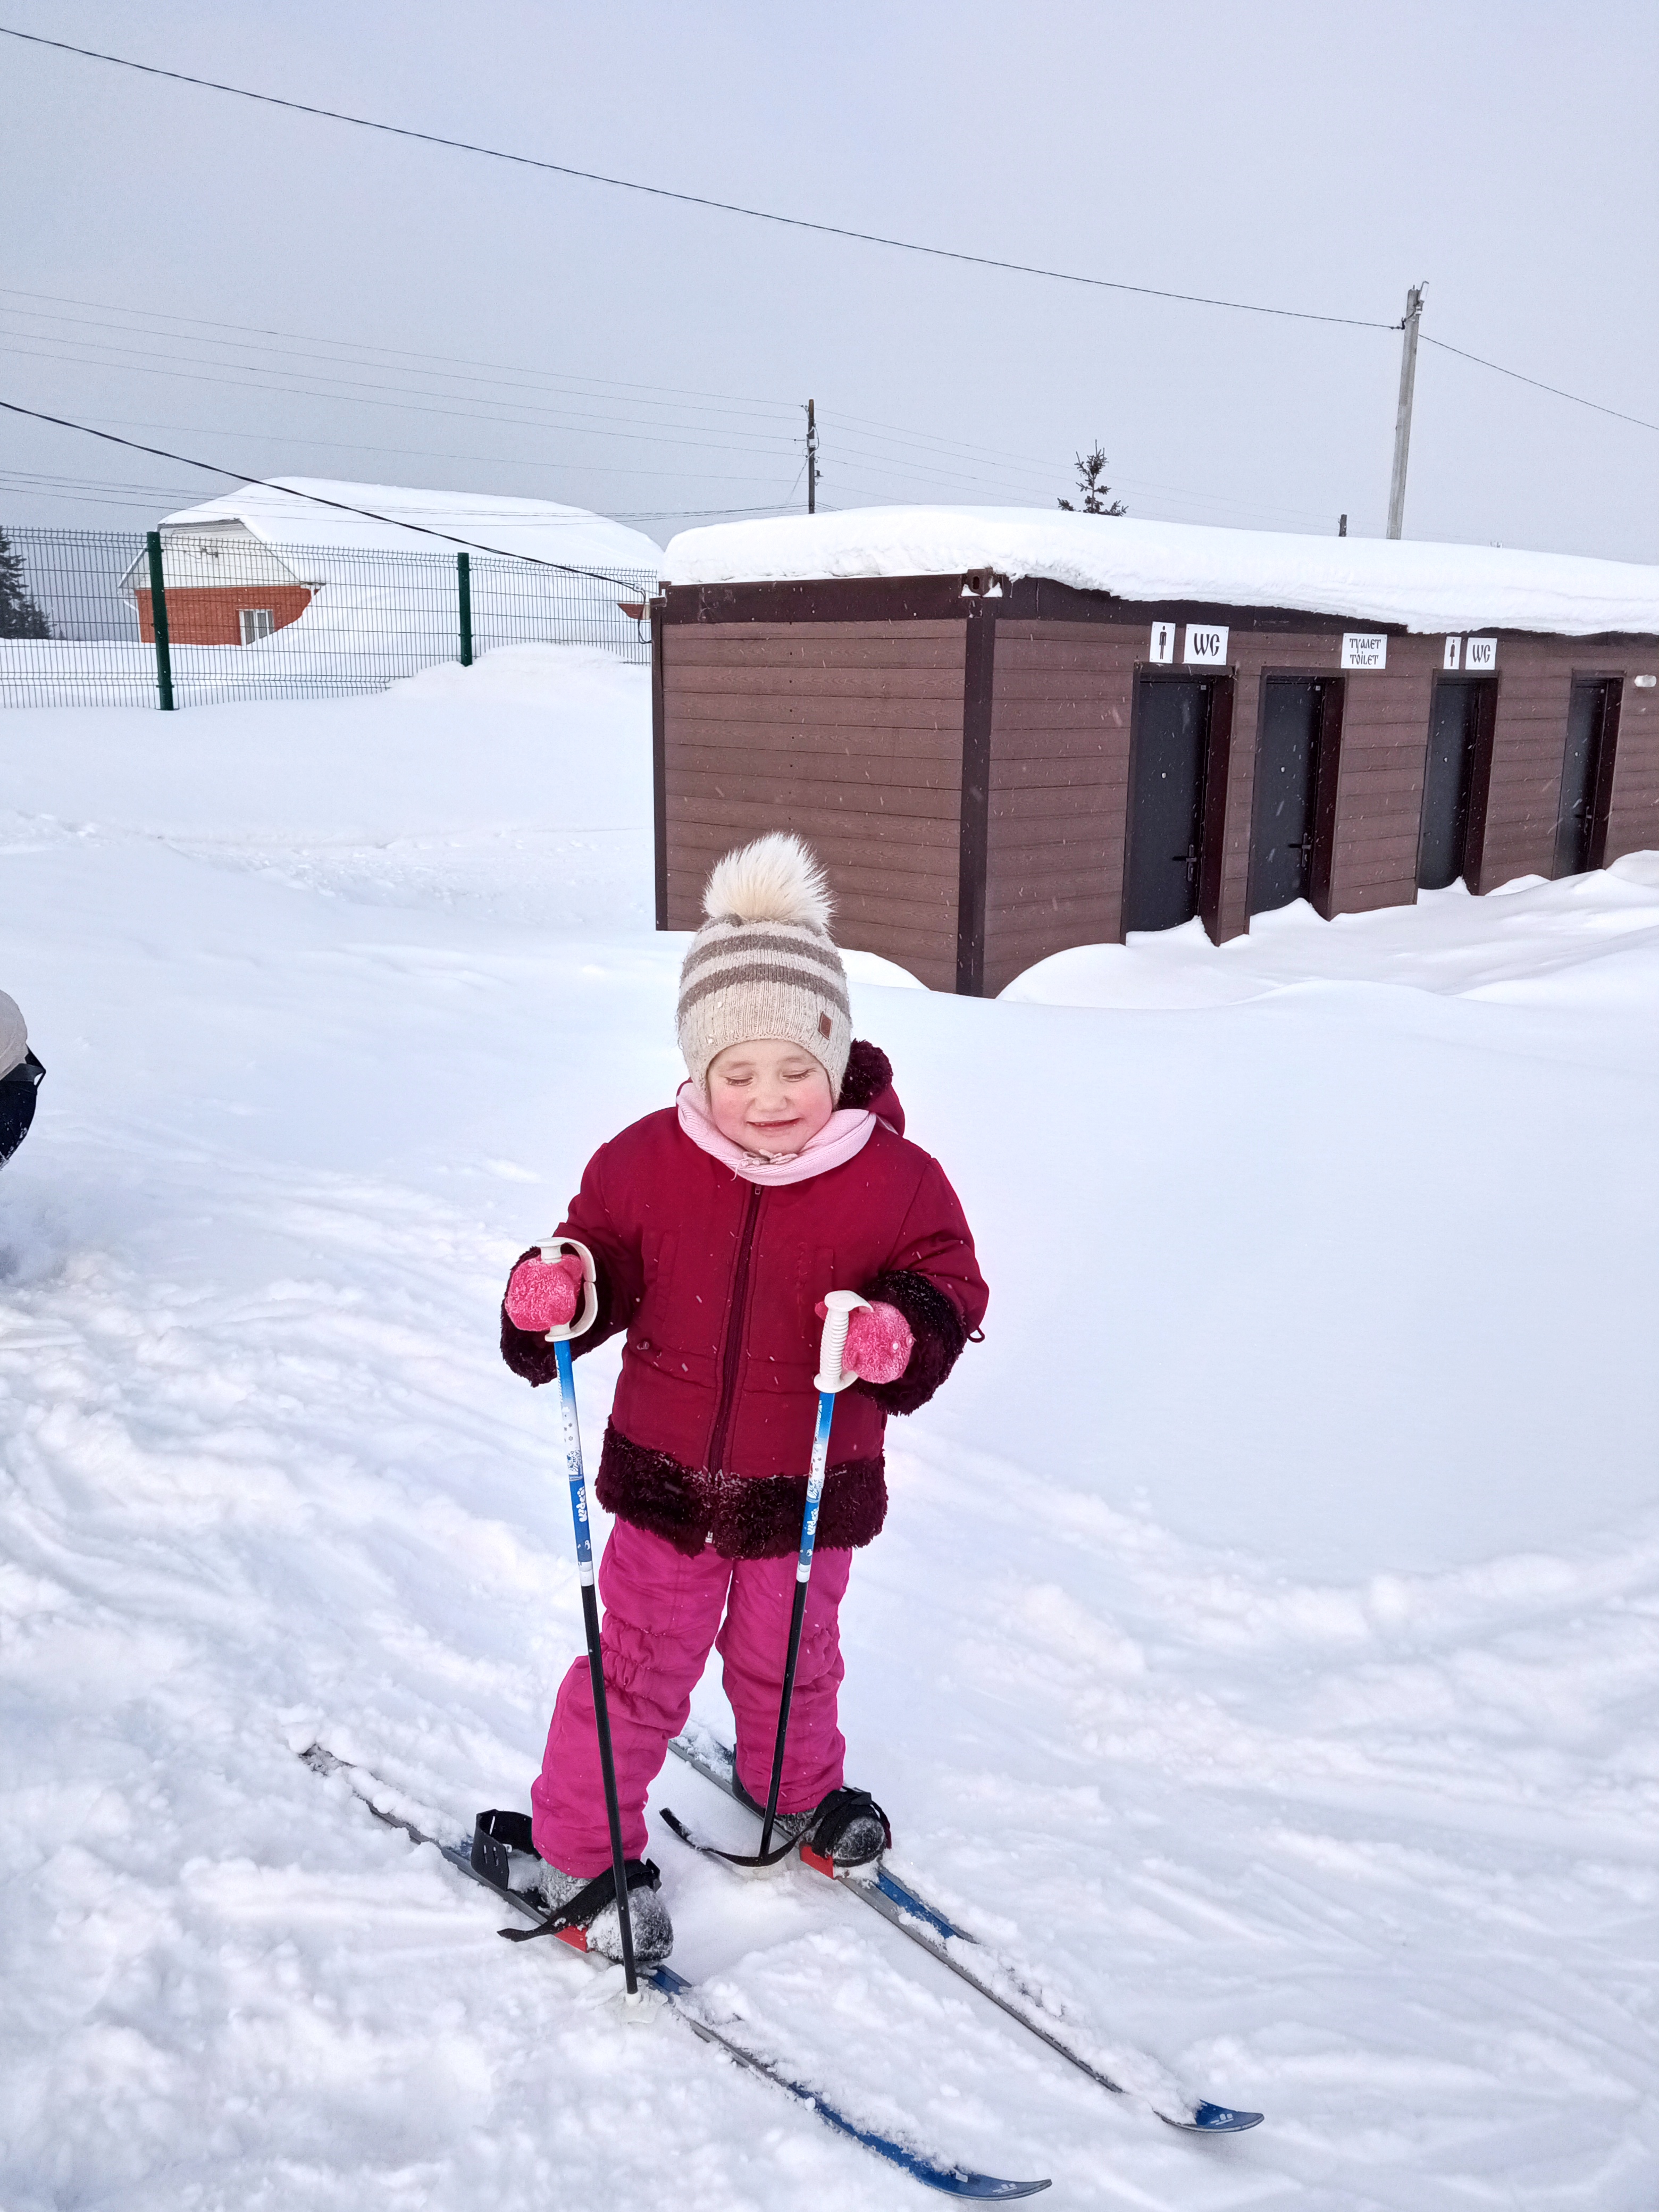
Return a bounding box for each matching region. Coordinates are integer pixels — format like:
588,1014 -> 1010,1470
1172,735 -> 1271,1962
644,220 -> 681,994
162,479 -> 662,576
663,507 -> 1659,638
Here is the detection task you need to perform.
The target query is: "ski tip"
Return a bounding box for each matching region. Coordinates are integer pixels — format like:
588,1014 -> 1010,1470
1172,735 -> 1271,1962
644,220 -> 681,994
936,2175 -> 1051,2200
1180,2100 -> 1264,2133
891,2158 -> 1049,2199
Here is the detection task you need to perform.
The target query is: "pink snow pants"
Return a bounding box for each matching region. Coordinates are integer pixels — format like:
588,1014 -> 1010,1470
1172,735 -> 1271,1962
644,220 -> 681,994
531,1516 -> 853,1877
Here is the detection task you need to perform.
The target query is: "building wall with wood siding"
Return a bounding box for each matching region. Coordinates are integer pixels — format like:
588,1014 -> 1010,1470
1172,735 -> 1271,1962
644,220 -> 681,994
660,618 -> 967,990
1472,644 -> 1576,889
1216,628 -> 1342,941
1606,677 -> 1659,862
982,622 -> 1132,996
657,579 -> 1659,996
1320,633 -> 1438,917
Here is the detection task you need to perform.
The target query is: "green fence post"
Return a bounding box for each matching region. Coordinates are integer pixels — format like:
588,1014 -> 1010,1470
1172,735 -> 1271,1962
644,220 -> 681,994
457,550 -> 473,667
146,529 -> 174,710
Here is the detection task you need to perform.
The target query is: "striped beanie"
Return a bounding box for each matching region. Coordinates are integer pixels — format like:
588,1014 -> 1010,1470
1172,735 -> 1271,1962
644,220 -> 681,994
677,834 -> 852,1098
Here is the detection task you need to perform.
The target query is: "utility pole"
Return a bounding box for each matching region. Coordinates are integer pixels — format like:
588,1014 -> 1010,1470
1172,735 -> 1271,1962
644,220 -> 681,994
806,398 -> 818,515
1386,283 -> 1426,540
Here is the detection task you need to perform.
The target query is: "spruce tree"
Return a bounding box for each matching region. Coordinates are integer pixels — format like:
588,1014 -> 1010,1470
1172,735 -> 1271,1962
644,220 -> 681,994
0,530 -> 51,638
1057,446 -> 1127,516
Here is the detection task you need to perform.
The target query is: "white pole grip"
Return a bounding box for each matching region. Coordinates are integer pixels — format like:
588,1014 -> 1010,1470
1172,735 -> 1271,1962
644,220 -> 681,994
537,1238 -> 600,1343
815,1288 -> 869,1394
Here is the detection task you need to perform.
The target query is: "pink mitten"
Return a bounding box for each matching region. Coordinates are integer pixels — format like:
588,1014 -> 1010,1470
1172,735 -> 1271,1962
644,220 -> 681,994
505,1252 -> 585,1333
818,1299 -> 914,1385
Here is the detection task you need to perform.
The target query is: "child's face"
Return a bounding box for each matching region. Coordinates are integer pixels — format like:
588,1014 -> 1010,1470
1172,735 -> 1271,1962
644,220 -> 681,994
706,1037 -> 835,1155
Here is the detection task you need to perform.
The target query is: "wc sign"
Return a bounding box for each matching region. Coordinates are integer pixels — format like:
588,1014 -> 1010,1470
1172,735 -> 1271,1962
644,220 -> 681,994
1183,624 -> 1229,666
1149,621 -> 1176,664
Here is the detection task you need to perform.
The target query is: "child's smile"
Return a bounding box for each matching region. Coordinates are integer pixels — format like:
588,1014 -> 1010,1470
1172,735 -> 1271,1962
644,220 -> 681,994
707,1037 -> 836,1157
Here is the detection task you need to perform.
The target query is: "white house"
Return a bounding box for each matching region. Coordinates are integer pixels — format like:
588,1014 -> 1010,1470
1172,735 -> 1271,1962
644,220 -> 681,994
125,479 -> 661,647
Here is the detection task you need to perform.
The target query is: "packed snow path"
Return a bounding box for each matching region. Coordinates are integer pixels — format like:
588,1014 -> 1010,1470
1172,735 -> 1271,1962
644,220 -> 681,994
3,647 -> 1657,2208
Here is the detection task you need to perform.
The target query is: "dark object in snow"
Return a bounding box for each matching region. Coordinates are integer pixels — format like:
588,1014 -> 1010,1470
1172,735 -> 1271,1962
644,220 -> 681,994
299,1745 -> 1052,2198
665,1727 -> 1264,2138
0,1051 -> 44,1167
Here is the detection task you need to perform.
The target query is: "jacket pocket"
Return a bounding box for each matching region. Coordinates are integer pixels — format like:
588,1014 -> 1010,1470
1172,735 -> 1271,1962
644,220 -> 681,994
642,1228 -> 679,1301
754,1244 -> 836,1396
631,1230 -> 716,1385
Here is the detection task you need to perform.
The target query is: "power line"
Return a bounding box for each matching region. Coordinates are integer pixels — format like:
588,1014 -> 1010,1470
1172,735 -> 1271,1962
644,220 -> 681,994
3,406 -> 806,490
0,297 -> 1352,511
0,25 -> 1395,332
1420,334 -> 1659,438
0,333 -> 802,460
0,398 -> 653,582
5,43 -> 1651,460
0,290 -> 802,424
1,294 -> 1072,495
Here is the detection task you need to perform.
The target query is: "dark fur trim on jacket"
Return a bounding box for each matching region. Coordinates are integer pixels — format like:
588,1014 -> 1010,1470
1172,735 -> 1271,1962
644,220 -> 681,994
595,1422 -> 888,1560
499,1244 -> 616,1387
856,1267 -> 969,1417
837,1039 -> 892,1111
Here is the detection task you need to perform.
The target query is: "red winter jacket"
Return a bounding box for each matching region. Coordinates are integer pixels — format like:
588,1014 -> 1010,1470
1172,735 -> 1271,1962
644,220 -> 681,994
501,1043 -> 987,1561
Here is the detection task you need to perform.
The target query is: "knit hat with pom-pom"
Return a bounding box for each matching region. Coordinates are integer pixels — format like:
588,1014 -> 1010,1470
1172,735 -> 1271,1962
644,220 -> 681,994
676,833 -> 851,1096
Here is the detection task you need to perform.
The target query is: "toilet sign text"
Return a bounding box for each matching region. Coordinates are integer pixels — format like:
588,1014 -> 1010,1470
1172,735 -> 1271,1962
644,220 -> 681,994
1341,632 -> 1388,670
1464,636 -> 1497,671
1183,624 -> 1228,666
1149,621 -> 1176,664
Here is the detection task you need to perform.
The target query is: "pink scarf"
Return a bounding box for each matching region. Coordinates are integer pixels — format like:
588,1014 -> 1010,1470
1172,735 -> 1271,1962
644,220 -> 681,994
676,1080 -> 877,1186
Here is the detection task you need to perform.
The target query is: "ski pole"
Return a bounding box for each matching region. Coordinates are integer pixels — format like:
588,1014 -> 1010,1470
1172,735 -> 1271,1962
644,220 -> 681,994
758,1289 -> 869,1859
540,1238 -> 643,2003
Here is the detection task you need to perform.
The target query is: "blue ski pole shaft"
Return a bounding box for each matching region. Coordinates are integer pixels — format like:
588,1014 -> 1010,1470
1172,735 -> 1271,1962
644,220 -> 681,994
759,1292 -> 866,1859
554,1324 -> 640,1998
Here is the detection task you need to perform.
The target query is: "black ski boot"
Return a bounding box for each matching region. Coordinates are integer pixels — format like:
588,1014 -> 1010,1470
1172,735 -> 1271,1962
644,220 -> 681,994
467,1809 -> 673,1965
535,1857 -> 674,1966
732,1776 -> 892,1871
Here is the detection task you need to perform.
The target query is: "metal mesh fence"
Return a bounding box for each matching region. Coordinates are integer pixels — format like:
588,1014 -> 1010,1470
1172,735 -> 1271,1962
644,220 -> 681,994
0,524 -> 658,709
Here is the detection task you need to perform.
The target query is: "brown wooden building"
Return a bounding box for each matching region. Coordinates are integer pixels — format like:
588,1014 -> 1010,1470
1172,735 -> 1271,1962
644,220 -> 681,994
652,516 -> 1659,994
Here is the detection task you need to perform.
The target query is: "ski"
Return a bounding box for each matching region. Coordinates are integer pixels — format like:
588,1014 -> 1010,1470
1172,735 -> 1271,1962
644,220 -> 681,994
665,1725 -> 1262,2137
299,1745 -> 1050,2200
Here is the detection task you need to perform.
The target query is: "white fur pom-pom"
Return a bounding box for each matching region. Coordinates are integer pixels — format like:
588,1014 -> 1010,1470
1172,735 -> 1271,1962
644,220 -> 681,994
702,832 -> 833,931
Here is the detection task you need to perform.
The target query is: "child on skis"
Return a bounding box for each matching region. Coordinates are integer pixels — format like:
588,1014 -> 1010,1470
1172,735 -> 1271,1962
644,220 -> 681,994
499,832 -> 987,1964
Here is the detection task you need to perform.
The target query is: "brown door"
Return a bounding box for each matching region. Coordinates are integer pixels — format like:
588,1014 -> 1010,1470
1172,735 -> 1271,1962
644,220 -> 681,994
1554,679 -> 1622,877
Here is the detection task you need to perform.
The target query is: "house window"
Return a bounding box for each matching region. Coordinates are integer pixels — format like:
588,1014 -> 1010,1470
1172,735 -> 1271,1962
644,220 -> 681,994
239,608 -> 275,645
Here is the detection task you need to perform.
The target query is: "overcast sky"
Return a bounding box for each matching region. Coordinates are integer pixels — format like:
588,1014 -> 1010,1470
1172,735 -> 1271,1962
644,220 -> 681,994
3,1 -> 1655,558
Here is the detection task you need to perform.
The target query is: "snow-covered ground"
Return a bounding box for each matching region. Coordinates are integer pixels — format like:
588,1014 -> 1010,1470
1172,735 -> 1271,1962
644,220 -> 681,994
3,647 -> 1657,2209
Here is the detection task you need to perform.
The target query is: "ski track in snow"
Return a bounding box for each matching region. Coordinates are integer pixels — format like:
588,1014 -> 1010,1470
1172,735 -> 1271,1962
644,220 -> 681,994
2,648 -> 1658,2208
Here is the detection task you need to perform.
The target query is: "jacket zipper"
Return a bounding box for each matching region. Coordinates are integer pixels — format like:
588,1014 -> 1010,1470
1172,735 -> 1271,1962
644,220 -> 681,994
708,1182 -> 764,1475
